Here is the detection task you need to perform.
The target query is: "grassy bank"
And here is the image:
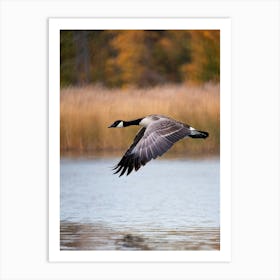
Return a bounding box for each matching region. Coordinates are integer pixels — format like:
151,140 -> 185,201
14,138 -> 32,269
60,84 -> 220,157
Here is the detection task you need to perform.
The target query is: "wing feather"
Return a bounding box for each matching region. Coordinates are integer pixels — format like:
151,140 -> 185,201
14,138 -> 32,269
113,127 -> 146,176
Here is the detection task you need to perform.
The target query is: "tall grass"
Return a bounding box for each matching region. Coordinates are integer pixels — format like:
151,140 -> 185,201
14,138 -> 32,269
60,84 -> 220,157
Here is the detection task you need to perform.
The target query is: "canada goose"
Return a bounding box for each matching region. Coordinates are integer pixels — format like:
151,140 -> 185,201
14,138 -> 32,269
108,114 -> 209,176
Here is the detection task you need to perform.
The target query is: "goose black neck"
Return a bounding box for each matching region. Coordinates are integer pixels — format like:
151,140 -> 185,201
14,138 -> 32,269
123,118 -> 143,127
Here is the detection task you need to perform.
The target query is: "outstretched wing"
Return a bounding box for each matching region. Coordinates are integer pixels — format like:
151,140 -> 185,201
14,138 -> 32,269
113,120 -> 191,176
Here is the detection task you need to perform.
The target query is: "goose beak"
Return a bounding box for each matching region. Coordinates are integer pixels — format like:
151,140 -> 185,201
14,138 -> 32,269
108,123 -> 115,128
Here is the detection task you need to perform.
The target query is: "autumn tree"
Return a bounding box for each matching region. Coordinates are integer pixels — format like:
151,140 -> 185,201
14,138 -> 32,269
181,30 -> 220,83
106,30 -> 165,87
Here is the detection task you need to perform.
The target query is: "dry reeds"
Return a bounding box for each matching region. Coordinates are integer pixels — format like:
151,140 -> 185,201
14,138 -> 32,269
60,84 -> 220,157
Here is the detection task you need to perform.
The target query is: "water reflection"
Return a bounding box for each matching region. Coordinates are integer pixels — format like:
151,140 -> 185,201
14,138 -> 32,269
61,221 -> 220,250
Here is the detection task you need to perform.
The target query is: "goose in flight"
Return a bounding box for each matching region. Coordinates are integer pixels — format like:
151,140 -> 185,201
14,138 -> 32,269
108,114 -> 209,176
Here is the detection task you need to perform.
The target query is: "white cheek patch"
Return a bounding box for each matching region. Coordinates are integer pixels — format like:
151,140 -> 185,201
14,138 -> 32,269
117,121 -> 124,128
189,127 -> 196,131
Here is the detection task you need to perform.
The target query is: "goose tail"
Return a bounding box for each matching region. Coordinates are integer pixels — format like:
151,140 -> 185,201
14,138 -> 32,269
189,130 -> 209,139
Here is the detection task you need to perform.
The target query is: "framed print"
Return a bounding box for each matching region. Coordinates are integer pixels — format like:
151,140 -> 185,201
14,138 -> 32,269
1,0 -> 279,279
49,18 -> 231,262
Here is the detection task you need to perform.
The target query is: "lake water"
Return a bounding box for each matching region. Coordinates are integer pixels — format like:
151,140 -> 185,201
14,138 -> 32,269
60,157 -> 220,250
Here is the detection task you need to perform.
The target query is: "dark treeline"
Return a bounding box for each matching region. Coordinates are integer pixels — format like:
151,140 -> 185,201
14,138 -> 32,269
60,30 -> 220,88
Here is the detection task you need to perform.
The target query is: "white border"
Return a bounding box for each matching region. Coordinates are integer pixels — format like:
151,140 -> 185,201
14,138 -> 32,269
49,18 -> 231,262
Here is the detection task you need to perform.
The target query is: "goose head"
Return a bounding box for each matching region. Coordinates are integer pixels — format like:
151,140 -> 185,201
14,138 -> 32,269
108,120 -> 124,128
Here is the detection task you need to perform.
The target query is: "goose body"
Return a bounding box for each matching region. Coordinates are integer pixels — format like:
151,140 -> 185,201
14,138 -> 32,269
108,115 -> 209,176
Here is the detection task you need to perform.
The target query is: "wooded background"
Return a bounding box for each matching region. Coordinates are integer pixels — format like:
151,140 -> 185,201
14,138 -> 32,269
60,30 -> 220,88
